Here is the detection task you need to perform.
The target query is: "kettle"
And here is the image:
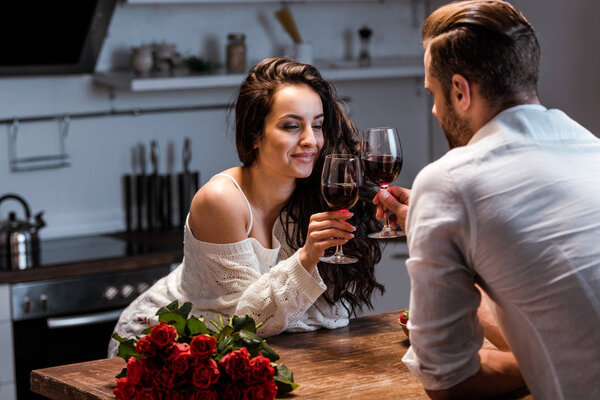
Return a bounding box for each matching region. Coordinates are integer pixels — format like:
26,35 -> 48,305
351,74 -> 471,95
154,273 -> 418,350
0,194 -> 45,270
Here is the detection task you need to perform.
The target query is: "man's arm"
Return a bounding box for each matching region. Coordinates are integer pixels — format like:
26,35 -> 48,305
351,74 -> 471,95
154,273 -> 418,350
426,349 -> 525,400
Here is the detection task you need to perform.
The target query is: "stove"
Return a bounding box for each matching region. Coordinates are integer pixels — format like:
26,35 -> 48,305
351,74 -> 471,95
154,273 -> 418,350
2,231 -> 182,399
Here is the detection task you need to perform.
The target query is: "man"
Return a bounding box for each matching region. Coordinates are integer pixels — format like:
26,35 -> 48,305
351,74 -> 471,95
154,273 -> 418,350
374,1 -> 600,399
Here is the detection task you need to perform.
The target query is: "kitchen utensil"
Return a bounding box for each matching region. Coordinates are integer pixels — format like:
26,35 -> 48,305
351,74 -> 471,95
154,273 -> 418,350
0,194 -> 45,270
275,7 -> 302,44
136,143 -> 146,231
123,175 -> 132,232
178,137 -> 199,227
148,140 -> 160,230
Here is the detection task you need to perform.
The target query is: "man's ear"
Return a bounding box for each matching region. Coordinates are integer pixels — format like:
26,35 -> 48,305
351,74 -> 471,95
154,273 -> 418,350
450,74 -> 472,114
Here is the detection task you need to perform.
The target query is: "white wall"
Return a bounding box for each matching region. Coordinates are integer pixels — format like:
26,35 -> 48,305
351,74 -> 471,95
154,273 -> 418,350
0,1 -> 428,239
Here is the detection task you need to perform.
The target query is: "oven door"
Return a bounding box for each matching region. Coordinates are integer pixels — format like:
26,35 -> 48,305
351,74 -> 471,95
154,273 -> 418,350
13,308 -> 123,400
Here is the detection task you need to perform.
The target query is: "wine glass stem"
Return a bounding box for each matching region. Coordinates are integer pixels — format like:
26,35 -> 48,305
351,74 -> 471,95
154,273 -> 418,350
380,186 -> 392,232
334,245 -> 345,259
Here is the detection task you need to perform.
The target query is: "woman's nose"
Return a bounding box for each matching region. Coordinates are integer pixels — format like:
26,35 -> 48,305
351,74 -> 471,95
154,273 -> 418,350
300,126 -> 317,147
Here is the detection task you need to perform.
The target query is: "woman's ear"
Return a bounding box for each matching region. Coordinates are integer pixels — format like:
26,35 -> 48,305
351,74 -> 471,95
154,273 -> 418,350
450,74 -> 472,114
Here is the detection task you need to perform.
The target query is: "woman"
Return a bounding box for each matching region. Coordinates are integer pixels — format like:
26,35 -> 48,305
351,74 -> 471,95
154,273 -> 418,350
109,58 -> 383,356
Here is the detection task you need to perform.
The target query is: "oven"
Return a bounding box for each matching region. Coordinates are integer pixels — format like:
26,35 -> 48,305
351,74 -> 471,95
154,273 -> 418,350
10,265 -> 171,400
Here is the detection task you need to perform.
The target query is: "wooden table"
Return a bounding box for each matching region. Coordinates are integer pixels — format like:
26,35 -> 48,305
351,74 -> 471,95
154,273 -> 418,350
31,311 -> 532,399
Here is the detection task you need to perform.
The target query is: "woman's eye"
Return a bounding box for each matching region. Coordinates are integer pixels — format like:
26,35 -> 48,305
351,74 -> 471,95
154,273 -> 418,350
312,124 -> 323,130
283,124 -> 299,131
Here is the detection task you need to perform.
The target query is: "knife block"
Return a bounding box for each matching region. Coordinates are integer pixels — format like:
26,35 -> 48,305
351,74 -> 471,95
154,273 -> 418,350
123,171 -> 199,232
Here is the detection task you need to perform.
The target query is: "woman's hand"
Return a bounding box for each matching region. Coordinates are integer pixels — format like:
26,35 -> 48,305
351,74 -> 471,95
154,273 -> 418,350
299,210 -> 356,272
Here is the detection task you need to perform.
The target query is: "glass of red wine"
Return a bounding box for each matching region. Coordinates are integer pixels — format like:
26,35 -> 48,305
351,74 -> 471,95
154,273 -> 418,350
361,127 -> 405,239
320,154 -> 360,264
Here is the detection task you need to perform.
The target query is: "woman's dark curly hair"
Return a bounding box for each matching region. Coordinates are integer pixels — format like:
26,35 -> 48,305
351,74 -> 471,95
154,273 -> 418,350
235,57 -> 383,316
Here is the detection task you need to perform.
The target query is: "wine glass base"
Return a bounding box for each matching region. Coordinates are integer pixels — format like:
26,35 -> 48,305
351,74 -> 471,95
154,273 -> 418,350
320,254 -> 359,264
368,230 -> 405,239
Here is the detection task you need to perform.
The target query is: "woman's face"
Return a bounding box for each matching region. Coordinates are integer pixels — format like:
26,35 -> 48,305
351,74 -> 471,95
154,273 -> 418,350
256,84 -> 325,179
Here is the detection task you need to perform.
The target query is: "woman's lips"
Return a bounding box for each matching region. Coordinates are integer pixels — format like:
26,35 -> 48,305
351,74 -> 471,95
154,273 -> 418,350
291,152 -> 316,163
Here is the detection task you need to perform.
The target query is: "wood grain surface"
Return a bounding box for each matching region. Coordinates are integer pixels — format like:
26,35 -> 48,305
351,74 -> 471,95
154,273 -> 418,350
31,311 -> 532,399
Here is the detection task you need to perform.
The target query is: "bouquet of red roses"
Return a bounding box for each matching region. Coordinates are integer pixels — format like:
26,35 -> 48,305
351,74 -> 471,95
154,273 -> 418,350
111,301 -> 298,400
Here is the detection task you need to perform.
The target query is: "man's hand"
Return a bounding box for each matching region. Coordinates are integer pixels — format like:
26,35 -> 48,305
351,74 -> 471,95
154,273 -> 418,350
373,186 -> 411,233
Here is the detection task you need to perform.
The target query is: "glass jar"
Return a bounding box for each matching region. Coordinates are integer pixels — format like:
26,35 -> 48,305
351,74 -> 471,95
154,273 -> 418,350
226,33 -> 247,74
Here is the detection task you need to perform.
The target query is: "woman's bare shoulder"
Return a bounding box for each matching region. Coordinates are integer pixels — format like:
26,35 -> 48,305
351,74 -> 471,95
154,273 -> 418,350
188,171 -> 250,244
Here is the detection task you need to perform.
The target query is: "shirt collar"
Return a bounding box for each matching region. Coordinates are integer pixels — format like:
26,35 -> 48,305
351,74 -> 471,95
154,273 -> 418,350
467,104 -> 547,146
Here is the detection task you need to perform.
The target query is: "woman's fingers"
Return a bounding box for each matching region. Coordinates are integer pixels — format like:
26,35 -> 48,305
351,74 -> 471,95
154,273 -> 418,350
308,227 -> 355,242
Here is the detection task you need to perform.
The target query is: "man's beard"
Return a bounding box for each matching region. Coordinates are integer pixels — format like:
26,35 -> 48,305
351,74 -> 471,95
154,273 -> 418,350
440,101 -> 474,149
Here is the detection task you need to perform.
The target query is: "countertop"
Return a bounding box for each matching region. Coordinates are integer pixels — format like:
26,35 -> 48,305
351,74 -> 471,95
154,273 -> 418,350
0,229 -> 183,284
30,310 -> 532,400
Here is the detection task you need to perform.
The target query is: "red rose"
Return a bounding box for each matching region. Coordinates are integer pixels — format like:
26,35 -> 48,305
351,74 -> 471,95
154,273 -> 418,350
244,380 -> 278,400
190,334 -> 217,360
166,343 -> 194,375
219,347 -> 251,381
220,382 -> 245,400
192,358 -> 220,389
113,377 -> 136,400
125,356 -> 146,385
245,355 -> 275,384
165,390 -> 190,400
190,388 -> 218,400
149,322 -> 178,348
135,335 -> 157,357
154,366 -> 177,390
136,386 -> 159,400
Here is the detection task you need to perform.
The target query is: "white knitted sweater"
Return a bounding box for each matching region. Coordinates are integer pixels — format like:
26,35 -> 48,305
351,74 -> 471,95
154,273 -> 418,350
108,215 -> 349,357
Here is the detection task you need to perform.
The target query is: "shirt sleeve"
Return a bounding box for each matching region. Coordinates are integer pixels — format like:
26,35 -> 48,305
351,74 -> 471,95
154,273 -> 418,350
401,162 -> 484,390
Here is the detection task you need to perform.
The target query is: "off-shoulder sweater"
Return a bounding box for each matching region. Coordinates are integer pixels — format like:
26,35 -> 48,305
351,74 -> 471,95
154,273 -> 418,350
108,175 -> 349,357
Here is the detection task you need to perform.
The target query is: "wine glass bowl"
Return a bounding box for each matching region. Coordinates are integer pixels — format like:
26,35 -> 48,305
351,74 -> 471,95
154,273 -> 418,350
361,127 -> 405,239
320,154 -> 360,264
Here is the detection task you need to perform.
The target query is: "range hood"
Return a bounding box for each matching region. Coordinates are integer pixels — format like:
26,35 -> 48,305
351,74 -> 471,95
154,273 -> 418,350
0,0 -> 117,77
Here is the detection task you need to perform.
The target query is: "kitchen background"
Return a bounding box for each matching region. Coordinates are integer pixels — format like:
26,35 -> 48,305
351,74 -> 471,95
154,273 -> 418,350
0,1 -> 599,399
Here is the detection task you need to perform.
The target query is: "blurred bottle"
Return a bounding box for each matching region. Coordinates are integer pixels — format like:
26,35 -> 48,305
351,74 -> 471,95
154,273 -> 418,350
226,33 -> 247,74
358,26 -> 373,67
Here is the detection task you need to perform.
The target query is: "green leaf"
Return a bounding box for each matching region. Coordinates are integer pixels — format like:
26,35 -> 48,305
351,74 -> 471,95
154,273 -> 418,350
274,363 -> 294,383
238,330 -> 263,355
261,342 -> 280,362
273,372 -> 299,394
111,332 -> 128,344
216,325 -> 235,342
176,302 -> 192,318
186,316 -> 210,336
115,367 -> 128,379
214,335 -> 234,360
231,315 -> 257,333
116,339 -> 139,362
156,300 -> 179,315
141,326 -> 152,335
158,312 -> 186,334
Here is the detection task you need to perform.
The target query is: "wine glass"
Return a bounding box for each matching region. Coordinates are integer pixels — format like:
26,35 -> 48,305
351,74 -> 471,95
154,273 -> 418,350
320,154 -> 360,264
361,127 -> 405,239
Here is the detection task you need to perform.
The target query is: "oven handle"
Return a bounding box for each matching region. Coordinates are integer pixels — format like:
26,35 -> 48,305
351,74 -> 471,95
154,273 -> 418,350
46,309 -> 124,329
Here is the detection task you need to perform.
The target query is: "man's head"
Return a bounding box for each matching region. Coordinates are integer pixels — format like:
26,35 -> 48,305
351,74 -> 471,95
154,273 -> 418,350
423,0 -> 540,147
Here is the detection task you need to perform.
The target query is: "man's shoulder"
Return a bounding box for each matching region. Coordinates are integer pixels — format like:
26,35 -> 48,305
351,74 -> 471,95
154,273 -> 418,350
414,148 -> 475,191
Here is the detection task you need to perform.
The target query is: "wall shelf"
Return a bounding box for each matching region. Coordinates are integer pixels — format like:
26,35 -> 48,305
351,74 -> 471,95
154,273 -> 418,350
93,56 -> 423,92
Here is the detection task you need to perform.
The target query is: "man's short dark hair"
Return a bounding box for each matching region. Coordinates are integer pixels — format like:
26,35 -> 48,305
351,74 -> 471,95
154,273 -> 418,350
423,0 -> 540,108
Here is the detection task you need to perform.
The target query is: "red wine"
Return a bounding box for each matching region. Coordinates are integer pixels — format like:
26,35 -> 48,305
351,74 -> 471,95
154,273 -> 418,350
362,155 -> 403,187
322,183 -> 359,210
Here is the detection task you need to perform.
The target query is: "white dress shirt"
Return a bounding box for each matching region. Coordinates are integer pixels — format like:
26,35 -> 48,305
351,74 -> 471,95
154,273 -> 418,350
402,104 -> 600,399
